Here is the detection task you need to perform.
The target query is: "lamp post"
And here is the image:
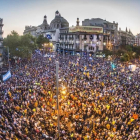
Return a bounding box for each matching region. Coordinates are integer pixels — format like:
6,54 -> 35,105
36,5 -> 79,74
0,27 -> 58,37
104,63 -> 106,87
76,40 -> 79,56
103,42 -> 106,47
72,40 -> 74,55
56,61 -> 60,138
95,41 -> 99,57
7,47 -> 10,70
5,46 -> 10,70
30,50 -> 33,66
63,46 -> 65,59
59,39 -> 62,56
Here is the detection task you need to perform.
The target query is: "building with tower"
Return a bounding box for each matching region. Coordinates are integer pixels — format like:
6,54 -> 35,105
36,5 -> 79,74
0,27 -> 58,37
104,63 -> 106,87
82,18 -> 119,50
134,33 -> 140,46
118,27 -> 135,46
23,10 -> 69,37
23,10 -> 69,51
0,18 -> 3,69
23,11 -> 135,53
50,10 -> 69,29
23,15 -> 50,37
57,18 -> 104,55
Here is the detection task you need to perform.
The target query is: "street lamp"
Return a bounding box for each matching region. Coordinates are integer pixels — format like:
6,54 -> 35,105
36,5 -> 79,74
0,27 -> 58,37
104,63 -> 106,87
103,42 -> 106,46
76,40 -> 79,44
59,39 -> 62,55
56,61 -> 60,138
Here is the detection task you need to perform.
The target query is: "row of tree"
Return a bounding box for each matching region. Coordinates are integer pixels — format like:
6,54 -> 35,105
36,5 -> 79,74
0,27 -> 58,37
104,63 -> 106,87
103,45 -> 140,62
3,31 -> 49,59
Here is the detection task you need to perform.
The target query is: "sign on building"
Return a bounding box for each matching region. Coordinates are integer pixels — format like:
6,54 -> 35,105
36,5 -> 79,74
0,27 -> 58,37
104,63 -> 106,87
69,26 -> 103,34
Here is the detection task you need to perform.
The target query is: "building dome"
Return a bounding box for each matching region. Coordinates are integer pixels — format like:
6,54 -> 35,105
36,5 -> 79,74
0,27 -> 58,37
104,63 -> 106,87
50,11 -> 69,29
38,15 -> 50,30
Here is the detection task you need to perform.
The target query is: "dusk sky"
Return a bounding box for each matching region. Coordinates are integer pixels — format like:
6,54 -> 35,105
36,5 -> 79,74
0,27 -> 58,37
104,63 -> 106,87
0,0 -> 140,37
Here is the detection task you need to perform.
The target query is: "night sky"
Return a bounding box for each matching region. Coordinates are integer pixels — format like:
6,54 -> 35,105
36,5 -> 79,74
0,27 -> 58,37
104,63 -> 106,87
0,0 -> 140,37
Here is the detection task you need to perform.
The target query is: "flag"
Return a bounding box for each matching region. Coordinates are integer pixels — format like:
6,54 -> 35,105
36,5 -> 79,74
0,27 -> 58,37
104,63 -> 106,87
87,72 -> 90,77
25,65 -> 27,69
101,82 -> 104,87
84,66 -> 87,70
133,114 -> 138,120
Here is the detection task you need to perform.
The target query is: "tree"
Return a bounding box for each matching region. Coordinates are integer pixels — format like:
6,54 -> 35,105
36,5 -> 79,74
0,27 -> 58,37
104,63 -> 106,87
3,31 -> 38,59
3,31 -> 21,57
102,49 -> 113,57
20,34 -> 37,51
36,34 -> 49,49
125,45 -> 132,52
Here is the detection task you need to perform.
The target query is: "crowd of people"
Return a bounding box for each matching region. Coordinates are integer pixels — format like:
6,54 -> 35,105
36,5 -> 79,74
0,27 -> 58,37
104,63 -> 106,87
0,52 -> 140,140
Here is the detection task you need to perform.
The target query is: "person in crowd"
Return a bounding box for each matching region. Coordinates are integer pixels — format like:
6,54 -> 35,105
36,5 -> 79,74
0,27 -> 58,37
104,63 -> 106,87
0,51 -> 139,140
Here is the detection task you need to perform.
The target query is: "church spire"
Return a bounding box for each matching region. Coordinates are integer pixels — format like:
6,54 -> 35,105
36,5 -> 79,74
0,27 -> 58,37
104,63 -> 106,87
43,15 -> 47,25
76,18 -> 79,26
126,27 -> 128,32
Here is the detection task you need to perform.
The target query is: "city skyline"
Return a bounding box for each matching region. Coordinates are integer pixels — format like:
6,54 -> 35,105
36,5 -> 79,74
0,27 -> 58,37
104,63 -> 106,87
0,0 -> 140,37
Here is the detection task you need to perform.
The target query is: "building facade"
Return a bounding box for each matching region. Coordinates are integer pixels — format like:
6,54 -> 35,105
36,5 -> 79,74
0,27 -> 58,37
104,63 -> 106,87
82,18 -> 119,50
0,18 -> 3,69
57,18 -> 104,55
23,11 -> 69,51
118,28 -> 135,46
23,15 -> 50,37
135,33 -> 140,46
23,11 -> 135,53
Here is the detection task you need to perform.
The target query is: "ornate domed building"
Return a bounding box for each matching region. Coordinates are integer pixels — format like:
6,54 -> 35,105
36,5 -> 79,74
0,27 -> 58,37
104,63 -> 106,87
38,15 -> 50,30
50,10 -> 69,29
23,11 -> 69,52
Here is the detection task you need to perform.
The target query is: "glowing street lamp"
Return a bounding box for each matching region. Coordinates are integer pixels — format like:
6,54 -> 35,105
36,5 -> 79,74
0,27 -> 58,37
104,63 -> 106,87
103,42 -> 106,46
76,40 -> 79,44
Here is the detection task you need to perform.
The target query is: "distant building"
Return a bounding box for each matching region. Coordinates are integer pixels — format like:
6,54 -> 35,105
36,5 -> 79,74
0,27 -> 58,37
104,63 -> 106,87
0,18 -> 3,69
57,18 -> 104,55
118,27 -> 135,46
23,12 -> 135,53
135,33 -> 140,46
23,10 -> 69,51
82,18 -> 119,50
50,10 -> 69,30
23,15 -> 50,37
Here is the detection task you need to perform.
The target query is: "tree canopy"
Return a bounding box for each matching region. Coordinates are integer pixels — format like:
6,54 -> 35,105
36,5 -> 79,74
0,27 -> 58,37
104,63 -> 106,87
3,31 -> 49,59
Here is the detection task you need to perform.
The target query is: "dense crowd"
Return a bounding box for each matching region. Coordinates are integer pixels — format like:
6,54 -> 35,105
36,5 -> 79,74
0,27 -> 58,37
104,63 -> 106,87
0,52 -> 140,140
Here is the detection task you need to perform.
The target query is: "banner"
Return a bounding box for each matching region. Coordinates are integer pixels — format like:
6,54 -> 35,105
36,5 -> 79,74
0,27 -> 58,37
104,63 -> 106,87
3,71 -> 11,81
44,54 -> 55,58
69,26 -> 103,33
